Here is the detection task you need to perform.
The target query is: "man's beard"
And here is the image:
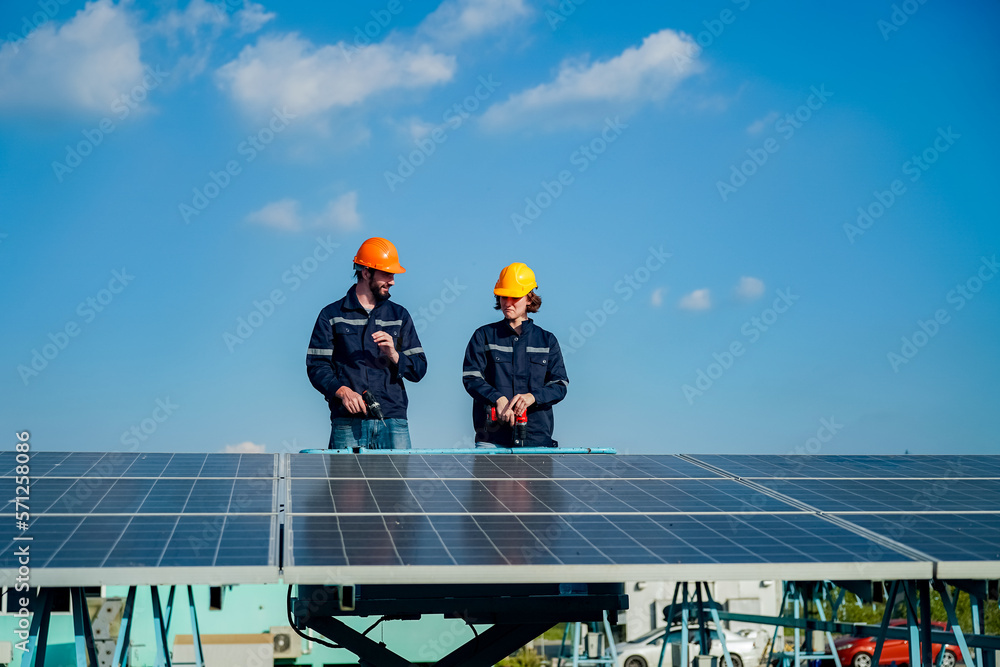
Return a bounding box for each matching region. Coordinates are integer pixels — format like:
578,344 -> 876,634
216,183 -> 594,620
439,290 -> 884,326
368,275 -> 390,302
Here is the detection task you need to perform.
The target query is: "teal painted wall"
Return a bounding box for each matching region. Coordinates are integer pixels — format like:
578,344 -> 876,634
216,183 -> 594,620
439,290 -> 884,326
1,584 -> 469,666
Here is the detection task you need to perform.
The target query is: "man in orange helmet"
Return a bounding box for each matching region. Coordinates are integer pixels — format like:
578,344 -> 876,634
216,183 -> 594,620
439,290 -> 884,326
307,237 -> 427,449
462,262 -> 569,448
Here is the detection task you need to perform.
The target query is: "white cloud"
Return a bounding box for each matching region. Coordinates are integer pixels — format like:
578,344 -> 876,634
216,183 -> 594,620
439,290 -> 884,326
650,287 -> 666,307
746,111 -> 779,135
0,0 -> 145,114
481,29 -> 701,129
679,288 -> 711,311
246,198 -> 302,231
406,117 -> 437,141
223,441 -> 266,453
420,0 -> 531,44
155,0 -> 227,37
235,2 -> 275,35
248,192 -> 362,232
216,32 -> 456,117
734,276 -> 765,301
318,191 -> 361,231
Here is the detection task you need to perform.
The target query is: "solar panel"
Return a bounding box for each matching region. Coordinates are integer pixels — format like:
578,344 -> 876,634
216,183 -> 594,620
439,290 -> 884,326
687,454 -> 1000,479
286,453 -> 719,480
0,514 -> 277,569
751,478 -> 1000,513
828,513 -> 1000,578
280,453 -> 950,584
0,453 -> 280,586
3,452 -> 997,587
283,511 -> 928,583
0,451 -> 277,478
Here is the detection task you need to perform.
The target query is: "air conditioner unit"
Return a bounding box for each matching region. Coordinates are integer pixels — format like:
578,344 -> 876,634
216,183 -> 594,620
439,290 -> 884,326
270,626 -> 302,659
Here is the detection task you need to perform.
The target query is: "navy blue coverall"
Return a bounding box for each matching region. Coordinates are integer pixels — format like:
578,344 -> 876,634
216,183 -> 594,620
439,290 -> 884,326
307,287 -> 427,421
462,319 -> 568,447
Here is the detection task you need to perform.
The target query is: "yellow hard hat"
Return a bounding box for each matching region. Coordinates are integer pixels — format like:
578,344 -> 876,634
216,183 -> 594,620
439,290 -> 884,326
354,237 -> 406,273
494,262 -> 537,298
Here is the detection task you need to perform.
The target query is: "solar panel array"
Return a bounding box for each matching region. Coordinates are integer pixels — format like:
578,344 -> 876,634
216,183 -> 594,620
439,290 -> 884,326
2,452 -> 998,586
0,452 -> 279,586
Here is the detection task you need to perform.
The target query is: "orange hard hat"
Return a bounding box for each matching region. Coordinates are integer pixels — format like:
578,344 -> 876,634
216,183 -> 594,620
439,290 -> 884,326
354,237 -> 406,273
494,262 -> 537,298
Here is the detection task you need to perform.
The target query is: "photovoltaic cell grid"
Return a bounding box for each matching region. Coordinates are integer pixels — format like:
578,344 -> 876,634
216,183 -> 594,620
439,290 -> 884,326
287,453 -> 719,480
0,451 -> 276,478
282,453 -> 1000,581
0,453 -> 279,585
286,513 -> 915,568
688,454 -> 1000,479
286,476 -> 800,515
3,452 -> 998,585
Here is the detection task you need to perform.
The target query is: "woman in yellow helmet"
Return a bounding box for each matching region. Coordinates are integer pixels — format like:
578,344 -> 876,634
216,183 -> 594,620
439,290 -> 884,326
462,263 -> 569,448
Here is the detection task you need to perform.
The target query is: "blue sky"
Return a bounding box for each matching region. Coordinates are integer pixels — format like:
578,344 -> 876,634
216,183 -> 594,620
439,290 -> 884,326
2,0 -> 998,457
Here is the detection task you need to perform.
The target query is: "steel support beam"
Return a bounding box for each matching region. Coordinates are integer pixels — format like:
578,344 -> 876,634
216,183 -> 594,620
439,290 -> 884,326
304,616 -> 415,667
23,588 -> 52,667
113,586 -> 137,667
305,614 -> 552,667
933,581 -> 977,667
703,583 -> 735,667
434,622 -> 554,667
658,582 -> 681,667
164,585 -> 176,633
187,586 -> 205,667
814,584 -> 842,667
681,583 -> 690,667
919,580 -> 933,667
874,579 -> 900,667
151,586 -> 172,667
71,587 -> 100,667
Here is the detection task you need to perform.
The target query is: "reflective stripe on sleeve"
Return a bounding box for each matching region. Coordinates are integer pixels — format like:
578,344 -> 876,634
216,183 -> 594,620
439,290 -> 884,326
402,347 -> 424,356
307,348 -> 334,356
546,379 -> 569,387
463,370 -> 484,378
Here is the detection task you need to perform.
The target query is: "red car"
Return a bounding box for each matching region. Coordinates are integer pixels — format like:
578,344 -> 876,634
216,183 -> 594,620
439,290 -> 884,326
834,620 -> 958,667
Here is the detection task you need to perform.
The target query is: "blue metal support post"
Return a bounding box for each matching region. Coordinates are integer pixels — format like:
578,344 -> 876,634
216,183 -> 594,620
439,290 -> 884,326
71,587 -> 100,667
871,580 -> 901,667
681,583 -> 690,667
23,588 -> 52,667
919,580 -> 933,667
187,586 -> 205,667
113,586 -> 137,667
658,582 -> 682,667
934,581 -> 977,667
903,581 -> 922,667
817,583 -> 844,667
702,582 -> 735,667
164,585 -> 176,633
151,586 -> 173,667
793,583 -> 800,667
766,581 -> 792,667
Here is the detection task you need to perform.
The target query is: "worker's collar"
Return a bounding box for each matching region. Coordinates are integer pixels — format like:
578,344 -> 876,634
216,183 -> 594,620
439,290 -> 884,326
502,317 -> 533,335
344,285 -> 389,313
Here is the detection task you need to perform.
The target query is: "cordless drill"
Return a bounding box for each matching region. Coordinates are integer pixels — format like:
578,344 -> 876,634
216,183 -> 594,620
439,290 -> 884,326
489,405 -> 528,447
362,391 -> 385,424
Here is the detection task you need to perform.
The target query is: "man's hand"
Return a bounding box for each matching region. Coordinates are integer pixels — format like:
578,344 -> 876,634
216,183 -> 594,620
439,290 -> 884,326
495,396 -> 513,425
335,386 -> 367,414
502,393 -> 535,422
372,331 -> 399,365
